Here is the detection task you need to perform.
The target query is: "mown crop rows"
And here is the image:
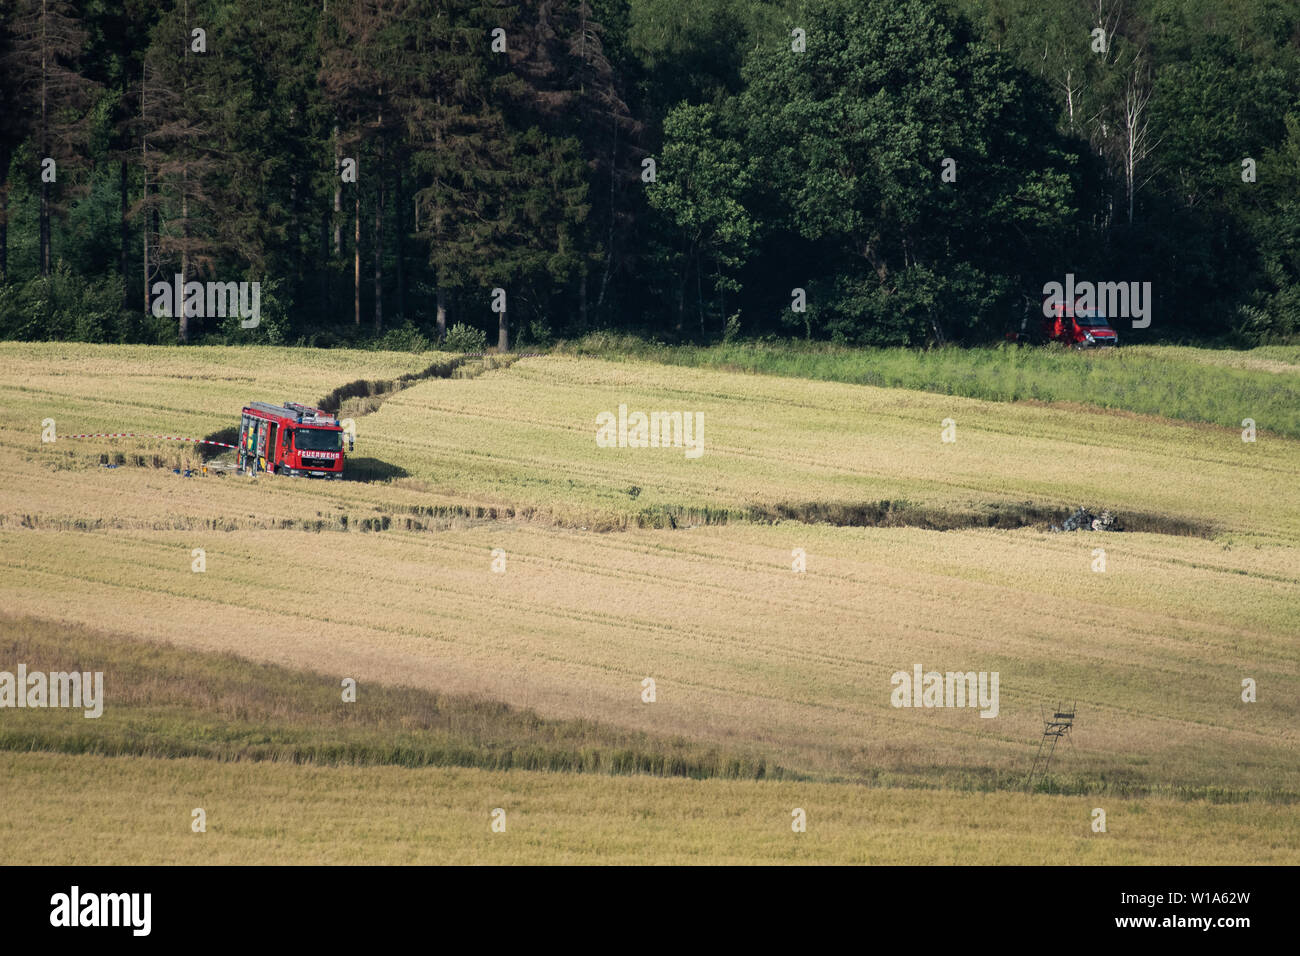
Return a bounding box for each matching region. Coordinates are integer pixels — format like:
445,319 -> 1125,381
3,752 -> 1295,865
0,343 -> 1296,863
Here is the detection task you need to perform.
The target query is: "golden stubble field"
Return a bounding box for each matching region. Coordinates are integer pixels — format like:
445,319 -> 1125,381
2,751 -> 1294,865
0,343 -> 1297,863
1,521 -> 1296,793
5,346 -> 1299,539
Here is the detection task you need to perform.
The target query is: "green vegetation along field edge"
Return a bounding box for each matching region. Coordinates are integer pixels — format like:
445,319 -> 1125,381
557,336 -> 1300,439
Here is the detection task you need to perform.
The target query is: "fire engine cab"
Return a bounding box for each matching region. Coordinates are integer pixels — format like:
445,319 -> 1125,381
238,402 -> 348,478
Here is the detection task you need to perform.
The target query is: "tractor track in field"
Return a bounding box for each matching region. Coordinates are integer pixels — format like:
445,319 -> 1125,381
0,494 -> 1217,538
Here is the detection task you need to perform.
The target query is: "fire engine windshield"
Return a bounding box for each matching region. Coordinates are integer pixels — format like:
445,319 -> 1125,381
294,427 -> 342,452
1075,313 -> 1110,327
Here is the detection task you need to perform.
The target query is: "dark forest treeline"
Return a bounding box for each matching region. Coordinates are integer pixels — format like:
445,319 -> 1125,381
0,0 -> 1297,348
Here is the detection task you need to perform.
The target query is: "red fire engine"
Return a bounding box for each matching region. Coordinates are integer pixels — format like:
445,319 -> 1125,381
238,402 -> 349,478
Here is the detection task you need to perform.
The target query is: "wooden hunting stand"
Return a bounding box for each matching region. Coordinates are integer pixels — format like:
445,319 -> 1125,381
1025,702 -> 1076,791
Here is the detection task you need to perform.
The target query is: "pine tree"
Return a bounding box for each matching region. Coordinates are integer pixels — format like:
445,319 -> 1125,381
498,0 -> 641,328
0,0 -> 99,277
319,0 -> 392,329
133,0 -> 224,341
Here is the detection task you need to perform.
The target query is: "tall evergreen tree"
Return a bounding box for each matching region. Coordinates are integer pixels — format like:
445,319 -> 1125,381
0,0 -> 99,276
133,0 -> 224,340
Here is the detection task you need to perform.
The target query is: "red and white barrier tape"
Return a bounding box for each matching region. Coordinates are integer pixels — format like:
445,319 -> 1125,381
62,433 -> 237,450
456,352 -> 544,358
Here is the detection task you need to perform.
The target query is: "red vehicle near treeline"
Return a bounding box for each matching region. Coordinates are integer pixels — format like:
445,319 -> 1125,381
1009,298 -> 1120,348
238,402 -> 348,478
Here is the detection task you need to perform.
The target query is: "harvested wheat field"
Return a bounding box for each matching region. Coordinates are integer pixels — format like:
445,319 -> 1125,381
0,343 -> 1296,863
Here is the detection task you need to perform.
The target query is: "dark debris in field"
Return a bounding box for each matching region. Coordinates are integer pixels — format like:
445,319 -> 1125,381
1049,507 -> 1120,532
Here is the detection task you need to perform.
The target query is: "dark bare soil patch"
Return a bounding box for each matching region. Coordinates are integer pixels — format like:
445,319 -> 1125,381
4,491 -> 1214,539
634,499 -> 1216,537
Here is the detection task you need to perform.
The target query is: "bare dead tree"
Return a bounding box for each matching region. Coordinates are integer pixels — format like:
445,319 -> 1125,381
1120,55 -> 1161,224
